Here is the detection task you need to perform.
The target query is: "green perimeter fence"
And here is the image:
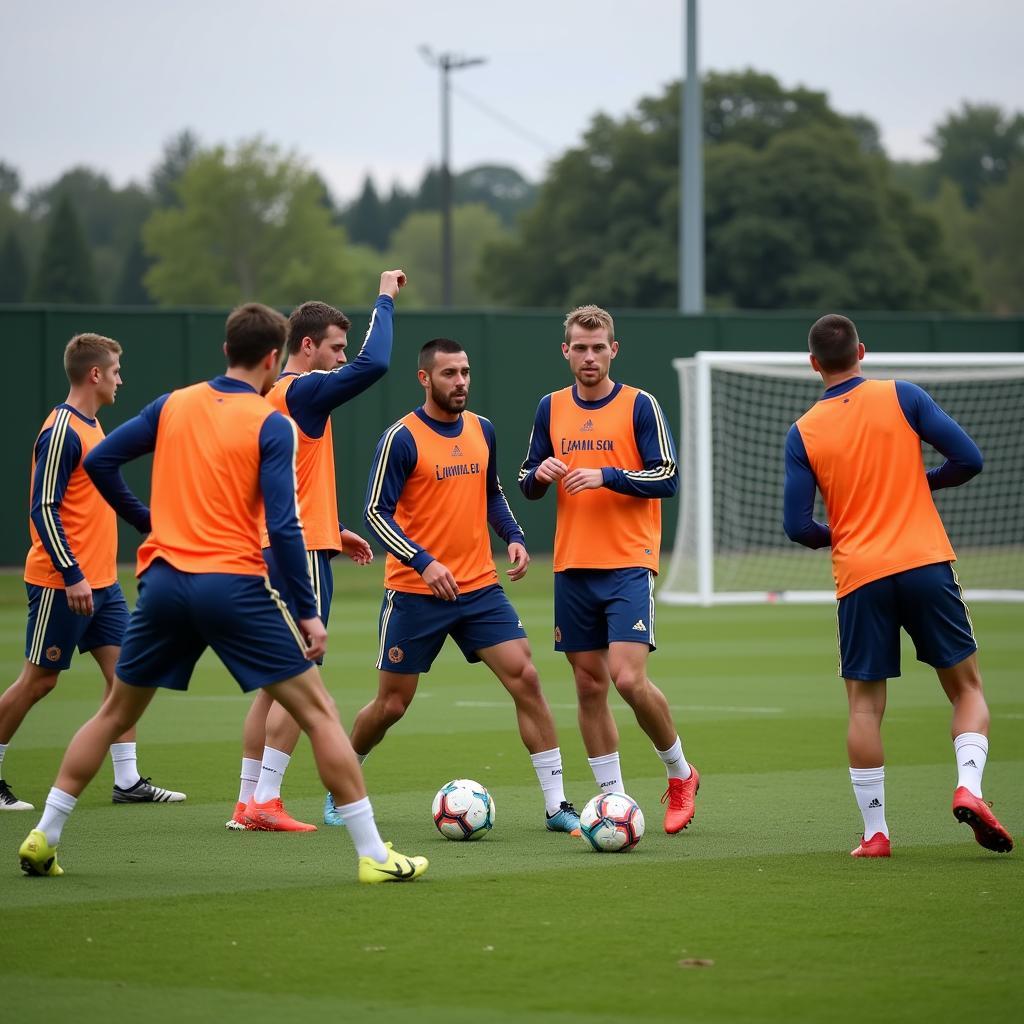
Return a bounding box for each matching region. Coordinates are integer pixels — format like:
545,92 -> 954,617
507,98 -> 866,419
2,304 -> 1023,568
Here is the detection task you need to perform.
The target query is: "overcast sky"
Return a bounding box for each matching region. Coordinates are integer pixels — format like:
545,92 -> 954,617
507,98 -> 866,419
2,0 -> 1021,203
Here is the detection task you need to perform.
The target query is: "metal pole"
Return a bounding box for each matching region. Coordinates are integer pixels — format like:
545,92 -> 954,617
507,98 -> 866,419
679,0 -> 704,313
440,57 -> 453,307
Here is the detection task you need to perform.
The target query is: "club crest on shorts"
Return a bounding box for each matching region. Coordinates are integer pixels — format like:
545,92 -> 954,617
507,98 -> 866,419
45,645 -> 62,662
554,626 -> 562,643
388,645 -> 404,664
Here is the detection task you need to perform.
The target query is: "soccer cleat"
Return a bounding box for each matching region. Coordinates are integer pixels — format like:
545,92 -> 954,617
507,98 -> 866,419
242,797 -> 317,832
358,842 -> 428,884
0,779 -> 34,811
851,832 -> 891,858
112,777 -> 186,804
662,766 -> 700,834
225,801 -> 249,831
18,829 -> 63,876
323,791 -> 345,827
952,787 -> 1014,853
545,801 -> 582,836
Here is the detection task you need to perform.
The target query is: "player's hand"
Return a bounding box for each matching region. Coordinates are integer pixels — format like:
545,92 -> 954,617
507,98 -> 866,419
563,467 -> 605,495
421,559 -> 459,601
534,457 -> 568,485
379,269 -> 407,299
340,529 -> 373,565
298,616 -> 328,662
65,578 -> 94,616
506,542 -> 529,582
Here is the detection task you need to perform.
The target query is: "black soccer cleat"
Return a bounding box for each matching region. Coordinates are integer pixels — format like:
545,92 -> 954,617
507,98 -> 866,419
112,776 -> 186,804
0,779 -> 34,811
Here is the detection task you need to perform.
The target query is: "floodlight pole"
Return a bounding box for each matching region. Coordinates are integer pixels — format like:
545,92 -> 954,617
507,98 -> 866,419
679,0 -> 704,313
421,48 -> 487,307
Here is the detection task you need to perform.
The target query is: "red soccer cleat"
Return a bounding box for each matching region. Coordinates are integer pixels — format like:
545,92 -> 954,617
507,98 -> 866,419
851,832 -> 891,858
952,787 -> 1014,853
225,801 -> 249,831
242,798 -> 317,832
662,766 -> 700,834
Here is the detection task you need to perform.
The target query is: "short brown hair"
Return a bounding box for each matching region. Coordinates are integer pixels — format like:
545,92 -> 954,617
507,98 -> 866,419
64,333 -> 122,385
564,304 -> 615,344
808,314 -> 860,372
418,338 -> 464,371
287,301 -> 352,355
225,303 -> 288,368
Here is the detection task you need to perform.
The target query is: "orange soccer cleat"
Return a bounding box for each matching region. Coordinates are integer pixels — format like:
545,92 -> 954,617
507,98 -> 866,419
225,801 -> 249,831
662,766 -> 700,834
952,787 -> 1014,853
851,832 -> 891,858
242,797 -> 317,832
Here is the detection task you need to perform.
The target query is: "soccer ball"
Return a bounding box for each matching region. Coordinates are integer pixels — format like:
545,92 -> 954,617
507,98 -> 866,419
579,793 -> 645,852
432,779 -> 495,841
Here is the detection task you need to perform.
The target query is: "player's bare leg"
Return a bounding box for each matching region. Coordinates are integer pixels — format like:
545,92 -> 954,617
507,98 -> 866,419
937,654 -> 1011,852
845,678 -> 891,857
567,650 -> 618,755
350,671 -> 421,756
478,639 -> 579,830
608,642 -> 697,833
0,661 -> 62,745
266,667 -> 427,880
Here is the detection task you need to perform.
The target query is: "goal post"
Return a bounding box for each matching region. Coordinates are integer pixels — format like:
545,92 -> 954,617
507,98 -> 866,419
660,351 -> 1024,605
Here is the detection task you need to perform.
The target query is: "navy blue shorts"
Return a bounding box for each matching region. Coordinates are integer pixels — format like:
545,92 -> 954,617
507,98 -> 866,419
263,546 -> 334,664
376,584 -> 527,674
117,561 -> 313,693
24,582 -> 129,670
554,568 -> 656,652
837,562 -> 977,681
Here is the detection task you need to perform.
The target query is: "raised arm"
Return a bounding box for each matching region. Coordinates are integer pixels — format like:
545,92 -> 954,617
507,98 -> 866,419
783,423 -> 831,549
895,381 -> 983,491
83,395 -> 166,534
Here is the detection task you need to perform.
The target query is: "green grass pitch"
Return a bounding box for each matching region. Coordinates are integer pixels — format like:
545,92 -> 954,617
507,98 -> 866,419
0,561 -> 1020,1022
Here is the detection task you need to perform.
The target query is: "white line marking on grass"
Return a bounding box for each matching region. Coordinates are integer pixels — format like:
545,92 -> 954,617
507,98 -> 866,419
454,700 -> 783,714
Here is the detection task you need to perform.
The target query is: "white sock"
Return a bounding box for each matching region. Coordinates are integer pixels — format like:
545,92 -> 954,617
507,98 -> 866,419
0,742 -> 7,778
110,742 -> 141,790
253,746 -> 290,803
530,747 -> 567,814
588,752 -> 624,795
37,787 -> 77,847
655,736 -> 692,781
849,766 -> 888,839
954,732 -> 988,798
336,795 -> 388,862
238,757 -> 261,805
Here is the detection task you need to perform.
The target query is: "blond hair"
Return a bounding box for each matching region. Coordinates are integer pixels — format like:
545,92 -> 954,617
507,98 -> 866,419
64,333 -> 122,385
563,304 -> 614,344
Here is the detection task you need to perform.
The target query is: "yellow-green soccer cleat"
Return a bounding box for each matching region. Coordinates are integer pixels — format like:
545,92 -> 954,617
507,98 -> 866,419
357,842 -> 428,884
18,829 -> 63,877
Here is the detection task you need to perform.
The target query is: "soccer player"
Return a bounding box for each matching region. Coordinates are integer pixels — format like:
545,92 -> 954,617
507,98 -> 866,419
784,313 -> 1013,858
17,303 -> 427,883
227,271 -> 404,833
518,305 -> 699,835
352,338 -> 581,834
0,333 -> 184,812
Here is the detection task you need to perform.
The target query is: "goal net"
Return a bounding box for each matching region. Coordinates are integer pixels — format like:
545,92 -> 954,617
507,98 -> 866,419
661,352 -> 1024,605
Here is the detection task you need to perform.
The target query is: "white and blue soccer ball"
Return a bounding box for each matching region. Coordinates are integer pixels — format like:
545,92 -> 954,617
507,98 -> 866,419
579,792 -> 645,852
432,779 -> 495,841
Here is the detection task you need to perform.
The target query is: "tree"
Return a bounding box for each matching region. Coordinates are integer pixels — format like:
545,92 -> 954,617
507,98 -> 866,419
0,231 -> 29,302
929,102 -> 1024,208
113,235 -> 153,304
386,204 -> 507,307
344,176 -> 389,249
482,72 -> 976,310
143,138 -> 372,306
151,129 -> 201,207
455,165 -> 537,226
30,194 -> 100,303
973,163 -> 1024,312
